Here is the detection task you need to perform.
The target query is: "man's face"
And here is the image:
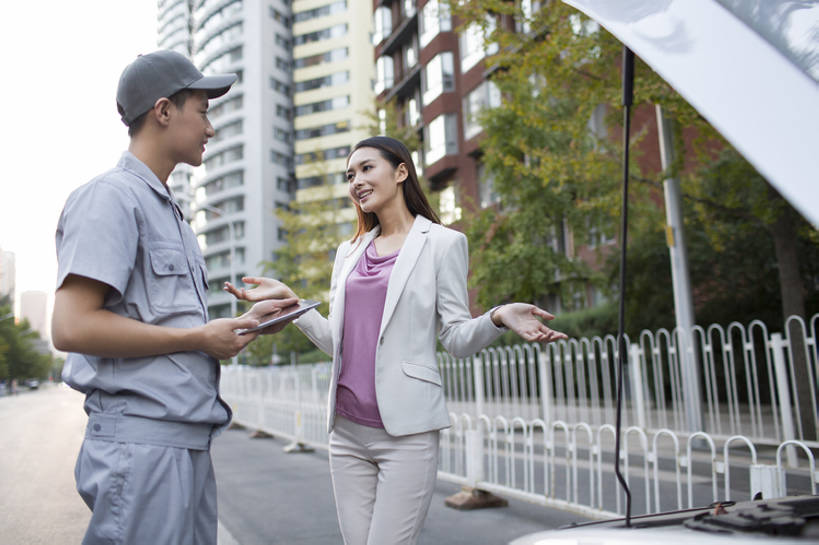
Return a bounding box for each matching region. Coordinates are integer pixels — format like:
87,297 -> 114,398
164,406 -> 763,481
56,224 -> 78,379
167,90 -> 215,167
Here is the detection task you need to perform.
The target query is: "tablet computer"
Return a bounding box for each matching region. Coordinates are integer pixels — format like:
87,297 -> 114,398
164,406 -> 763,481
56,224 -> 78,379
238,300 -> 320,334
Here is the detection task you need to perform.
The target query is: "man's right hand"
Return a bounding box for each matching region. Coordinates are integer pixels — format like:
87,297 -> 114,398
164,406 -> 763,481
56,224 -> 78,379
197,316 -> 260,360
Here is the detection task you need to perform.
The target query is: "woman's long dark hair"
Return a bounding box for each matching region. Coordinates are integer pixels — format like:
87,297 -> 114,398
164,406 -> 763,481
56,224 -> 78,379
348,136 -> 440,242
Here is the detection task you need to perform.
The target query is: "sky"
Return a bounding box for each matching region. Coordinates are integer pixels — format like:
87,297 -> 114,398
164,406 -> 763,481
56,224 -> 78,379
0,1 -> 158,315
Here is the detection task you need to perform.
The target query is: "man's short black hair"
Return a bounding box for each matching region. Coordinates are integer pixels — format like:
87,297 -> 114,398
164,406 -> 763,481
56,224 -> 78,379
127,88 -> 196,138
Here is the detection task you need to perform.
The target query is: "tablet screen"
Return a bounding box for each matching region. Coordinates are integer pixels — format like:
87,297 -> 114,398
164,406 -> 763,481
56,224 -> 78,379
238,300 -> 320,334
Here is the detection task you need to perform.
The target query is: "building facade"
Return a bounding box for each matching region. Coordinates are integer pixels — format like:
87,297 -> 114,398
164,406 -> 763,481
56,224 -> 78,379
290,0 -> 375,237
371,0 -> 504,225
20,290 -> 48,341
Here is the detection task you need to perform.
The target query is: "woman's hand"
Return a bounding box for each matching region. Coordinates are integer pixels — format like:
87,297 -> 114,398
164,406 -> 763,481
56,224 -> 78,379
224,276 -> 298,302
492,303 -> 568,343
239,298 -> 300,335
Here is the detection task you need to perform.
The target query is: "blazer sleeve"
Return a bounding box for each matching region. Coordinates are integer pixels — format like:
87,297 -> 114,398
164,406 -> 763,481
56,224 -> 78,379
436,231 -> 506,358
293,240 -> 347,356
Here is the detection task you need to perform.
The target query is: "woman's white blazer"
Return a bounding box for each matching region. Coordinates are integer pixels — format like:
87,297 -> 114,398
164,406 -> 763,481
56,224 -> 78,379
294,214 -> 505,436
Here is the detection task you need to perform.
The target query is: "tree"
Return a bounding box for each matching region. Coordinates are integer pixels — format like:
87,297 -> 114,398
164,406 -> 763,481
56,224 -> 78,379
453,1 -> 818,326
0,299 -> 53,382
257,155 -> 351,362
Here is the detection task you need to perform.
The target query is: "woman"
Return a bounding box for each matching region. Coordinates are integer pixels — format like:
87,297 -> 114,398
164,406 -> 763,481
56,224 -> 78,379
226,136 -> 566,544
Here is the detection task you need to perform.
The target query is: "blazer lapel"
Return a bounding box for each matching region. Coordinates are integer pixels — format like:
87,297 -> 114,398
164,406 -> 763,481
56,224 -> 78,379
333,227 -> 379,344
379,215 -> 432,338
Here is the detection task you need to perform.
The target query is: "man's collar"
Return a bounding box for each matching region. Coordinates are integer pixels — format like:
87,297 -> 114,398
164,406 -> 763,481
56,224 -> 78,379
117,152 -> 185,219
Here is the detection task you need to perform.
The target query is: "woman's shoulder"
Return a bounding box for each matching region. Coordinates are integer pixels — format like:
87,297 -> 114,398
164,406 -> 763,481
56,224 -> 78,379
428,221 -> 467,244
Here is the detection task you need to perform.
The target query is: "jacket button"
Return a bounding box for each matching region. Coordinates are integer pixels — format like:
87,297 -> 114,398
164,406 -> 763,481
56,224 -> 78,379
169,264 -> 175,271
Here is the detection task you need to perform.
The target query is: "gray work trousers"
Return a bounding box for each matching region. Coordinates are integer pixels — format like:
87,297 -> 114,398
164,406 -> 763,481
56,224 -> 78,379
75,414 -> 218,545
329,416 -> 440,545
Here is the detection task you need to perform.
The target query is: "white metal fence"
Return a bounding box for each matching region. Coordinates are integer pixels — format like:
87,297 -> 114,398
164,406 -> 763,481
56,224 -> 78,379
221,313 -> 819,519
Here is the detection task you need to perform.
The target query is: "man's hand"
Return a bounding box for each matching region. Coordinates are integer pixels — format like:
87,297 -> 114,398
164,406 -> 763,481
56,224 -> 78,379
197,316 -> 260,360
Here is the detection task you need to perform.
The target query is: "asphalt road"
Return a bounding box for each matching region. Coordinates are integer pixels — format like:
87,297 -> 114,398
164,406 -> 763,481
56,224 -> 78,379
2,385 -> 589,545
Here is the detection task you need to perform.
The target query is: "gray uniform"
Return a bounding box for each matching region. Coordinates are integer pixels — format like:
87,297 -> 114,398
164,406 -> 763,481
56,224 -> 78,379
56,151 -> 231,545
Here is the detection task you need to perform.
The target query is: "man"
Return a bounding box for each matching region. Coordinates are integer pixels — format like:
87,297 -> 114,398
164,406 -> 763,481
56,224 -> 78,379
52,50 -> 293,545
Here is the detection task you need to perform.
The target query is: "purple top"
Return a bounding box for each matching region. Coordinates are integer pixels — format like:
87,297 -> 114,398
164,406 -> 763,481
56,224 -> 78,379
336,240 -> 398,428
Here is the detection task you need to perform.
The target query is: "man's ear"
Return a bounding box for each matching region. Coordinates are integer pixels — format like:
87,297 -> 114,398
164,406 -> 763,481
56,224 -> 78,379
396,162 -> 409,184
151,97 -> 172,128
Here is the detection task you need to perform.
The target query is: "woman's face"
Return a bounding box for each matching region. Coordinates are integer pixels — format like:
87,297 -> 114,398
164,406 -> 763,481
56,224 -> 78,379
346,147 -> 407,215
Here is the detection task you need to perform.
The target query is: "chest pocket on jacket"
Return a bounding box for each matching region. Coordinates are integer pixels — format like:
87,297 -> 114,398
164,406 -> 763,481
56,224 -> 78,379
147,246 -> 199,313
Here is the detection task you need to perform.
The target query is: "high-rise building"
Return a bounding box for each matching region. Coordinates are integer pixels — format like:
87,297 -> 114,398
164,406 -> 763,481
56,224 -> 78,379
291,0 -> 375,237
20,290 -> 48,341
372,0 -> 503,224
157,0 -> 296,318
0,248 -> 15,308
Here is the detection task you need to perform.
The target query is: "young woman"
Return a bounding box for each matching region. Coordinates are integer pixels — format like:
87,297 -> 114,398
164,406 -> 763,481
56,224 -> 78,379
225,136 -> 567,545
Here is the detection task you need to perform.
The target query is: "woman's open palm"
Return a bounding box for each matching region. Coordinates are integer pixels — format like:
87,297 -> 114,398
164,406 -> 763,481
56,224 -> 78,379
224,276 -> 298,302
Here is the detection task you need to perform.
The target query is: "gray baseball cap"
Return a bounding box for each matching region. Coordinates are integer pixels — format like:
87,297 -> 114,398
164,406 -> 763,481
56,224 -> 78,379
116,50 -> 238,126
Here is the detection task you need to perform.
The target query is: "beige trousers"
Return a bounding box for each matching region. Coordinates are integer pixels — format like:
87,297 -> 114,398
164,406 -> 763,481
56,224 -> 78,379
329,416 -> 440,545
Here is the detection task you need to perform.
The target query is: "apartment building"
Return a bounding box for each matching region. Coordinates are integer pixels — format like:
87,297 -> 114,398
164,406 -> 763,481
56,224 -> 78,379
291,0 -> 375,236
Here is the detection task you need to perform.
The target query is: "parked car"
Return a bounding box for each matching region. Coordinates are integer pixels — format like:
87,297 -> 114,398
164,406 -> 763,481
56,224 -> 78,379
24,379 -> 40,390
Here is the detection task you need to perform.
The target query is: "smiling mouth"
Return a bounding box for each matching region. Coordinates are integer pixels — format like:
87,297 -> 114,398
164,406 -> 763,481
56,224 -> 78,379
357,190 -> 372,201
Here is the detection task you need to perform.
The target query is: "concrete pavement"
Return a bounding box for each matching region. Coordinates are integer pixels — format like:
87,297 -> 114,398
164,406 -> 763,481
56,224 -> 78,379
2,384 -> 589,544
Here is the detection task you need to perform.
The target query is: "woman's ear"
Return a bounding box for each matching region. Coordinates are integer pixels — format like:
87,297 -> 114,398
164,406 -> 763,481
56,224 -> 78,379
395,162 -> 409,184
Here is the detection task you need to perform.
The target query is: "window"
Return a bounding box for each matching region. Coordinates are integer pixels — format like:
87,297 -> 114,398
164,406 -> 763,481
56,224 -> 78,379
439,185 -> 462,225
270,150 -> 294,169
204,145 -> 243,169
274,127 -> 292,143
276,176 -> 293,192
476,161 -> 500,208
295,120 -> 349,140
407,94 -> 421,126
297,172 -> 346,189
197,0 -> 242,36
373,6 -> 392,45
294,71 -> 349,92
196,23 -> 243,64
203,221 -> 245,245
275,33 -> 291,48
294,47 -> 348,69
460,16 -> 498,73
211,119 -> 243,143
201,46 -> 243,73
403,39 -> 418,71
268,6 -> 290,25
208,195 -> 244,216
294,95 -> 349,116
375,55 -> 395,94
294,23 -> 347,46
209,94 -> 243,120
276,104 -> 292,119
424,114 -> 457,165
202,170 -> 244,196
422,52 -> 454,105
401,0 -> 416,18
293,0 -> 346,23
275,56 -> 290,71
205,247 -> 245,270
295,146 -> 350,165
419,0 -> 451,48
270,77 -> 291,95
463,80 -> 501,139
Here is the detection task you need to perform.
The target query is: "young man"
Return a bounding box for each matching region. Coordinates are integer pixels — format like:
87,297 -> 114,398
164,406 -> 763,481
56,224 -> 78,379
52,50 -> 293,545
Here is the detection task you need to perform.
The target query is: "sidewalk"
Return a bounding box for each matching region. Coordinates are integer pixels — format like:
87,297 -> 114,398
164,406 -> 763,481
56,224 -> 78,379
211,426 -> 589,545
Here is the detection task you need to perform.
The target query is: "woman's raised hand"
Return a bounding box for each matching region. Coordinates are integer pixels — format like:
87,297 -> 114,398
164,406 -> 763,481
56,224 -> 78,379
492,303 -> 568,344
224,276 -> 298,302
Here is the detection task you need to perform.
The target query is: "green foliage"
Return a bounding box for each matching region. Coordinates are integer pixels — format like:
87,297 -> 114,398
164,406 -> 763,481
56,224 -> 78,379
0,300 -> 54,382
453,1 -> 818,329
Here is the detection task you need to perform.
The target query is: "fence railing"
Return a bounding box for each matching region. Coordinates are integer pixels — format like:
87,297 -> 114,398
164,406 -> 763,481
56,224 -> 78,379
220,313 -> 819,519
